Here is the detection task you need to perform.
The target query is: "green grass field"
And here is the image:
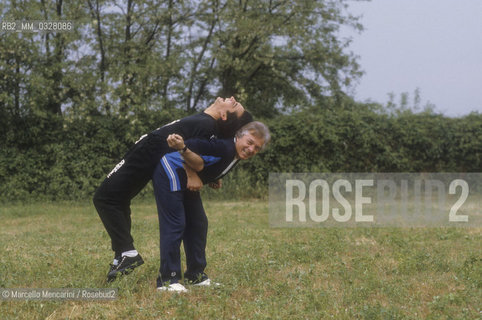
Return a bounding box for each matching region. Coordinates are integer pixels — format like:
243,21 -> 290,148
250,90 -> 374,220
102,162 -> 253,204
0,200 -> 480,319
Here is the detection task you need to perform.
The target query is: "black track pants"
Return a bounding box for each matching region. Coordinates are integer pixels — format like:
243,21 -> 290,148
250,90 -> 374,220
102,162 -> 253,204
93,133 -> 170,255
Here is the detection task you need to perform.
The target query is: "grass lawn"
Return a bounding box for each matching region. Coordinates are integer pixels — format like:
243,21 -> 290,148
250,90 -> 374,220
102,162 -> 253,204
0,200 -> 480,319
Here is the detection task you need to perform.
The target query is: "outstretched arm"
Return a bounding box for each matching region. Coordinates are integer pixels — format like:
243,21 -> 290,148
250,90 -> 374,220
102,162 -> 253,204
166,134 -> 204,172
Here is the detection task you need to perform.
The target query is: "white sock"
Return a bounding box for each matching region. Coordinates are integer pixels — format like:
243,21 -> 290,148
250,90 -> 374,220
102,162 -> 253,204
112,258 -> 119,265
121,250 -> 138,257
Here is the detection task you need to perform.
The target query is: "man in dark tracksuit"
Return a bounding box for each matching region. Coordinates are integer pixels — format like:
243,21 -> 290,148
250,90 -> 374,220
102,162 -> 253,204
152,121 -> 270,292
93,97 -> 252,282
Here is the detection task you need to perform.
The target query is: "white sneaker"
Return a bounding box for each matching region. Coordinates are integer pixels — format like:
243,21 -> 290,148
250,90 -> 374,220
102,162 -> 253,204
193,279 -> 220,287
157,283 -> 188,293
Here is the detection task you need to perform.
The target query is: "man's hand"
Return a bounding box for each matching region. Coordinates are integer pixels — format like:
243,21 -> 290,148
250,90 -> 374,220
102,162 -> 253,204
209,179 -> 222,190
169,135 -> 204,171
187,175 -> 203,191
184,165 -> 203,191
167,134 -> 185,150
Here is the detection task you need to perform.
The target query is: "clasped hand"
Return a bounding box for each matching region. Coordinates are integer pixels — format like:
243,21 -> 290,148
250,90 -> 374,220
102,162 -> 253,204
167,134 -> 185,150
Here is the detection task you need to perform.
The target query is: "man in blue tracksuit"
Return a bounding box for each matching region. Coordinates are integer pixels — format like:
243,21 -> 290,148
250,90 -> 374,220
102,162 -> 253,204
152,121 -> 271,292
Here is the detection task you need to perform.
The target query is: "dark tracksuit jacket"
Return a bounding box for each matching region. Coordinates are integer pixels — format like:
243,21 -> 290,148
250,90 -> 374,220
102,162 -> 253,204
93,113 -> 220,256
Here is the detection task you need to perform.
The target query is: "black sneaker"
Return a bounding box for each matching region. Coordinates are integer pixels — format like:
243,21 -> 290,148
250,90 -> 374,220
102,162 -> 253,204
107,254 -> 144,282
184,272 -> 209,285
184,273 -> 220,287
107,255 -> 121,279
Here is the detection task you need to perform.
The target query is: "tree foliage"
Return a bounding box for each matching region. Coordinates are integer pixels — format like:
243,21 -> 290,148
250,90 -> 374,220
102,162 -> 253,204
1,102 -> 480,201
1,0 -> 480,201
1,0 -> 363,118
239,104 -> 481,196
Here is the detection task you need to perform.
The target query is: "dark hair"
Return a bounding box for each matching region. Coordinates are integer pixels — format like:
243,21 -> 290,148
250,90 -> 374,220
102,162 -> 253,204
217,110 -> 253,138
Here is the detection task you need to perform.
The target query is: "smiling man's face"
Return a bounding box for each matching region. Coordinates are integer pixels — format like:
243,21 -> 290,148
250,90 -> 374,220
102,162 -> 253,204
216,97 -> 245,118
235,132 -> 264,160
215,97 -> 253,138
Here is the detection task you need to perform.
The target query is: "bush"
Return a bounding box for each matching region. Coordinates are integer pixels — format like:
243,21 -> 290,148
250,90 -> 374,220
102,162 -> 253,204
1,105 -> 480,202
237,107 -> 481,193
0,110 -> 187,202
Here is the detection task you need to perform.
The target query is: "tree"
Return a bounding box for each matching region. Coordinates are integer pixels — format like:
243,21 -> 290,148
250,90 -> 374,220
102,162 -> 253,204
86,0 -> 364,116
200,0 -> 364,116
1,0 -> 364,119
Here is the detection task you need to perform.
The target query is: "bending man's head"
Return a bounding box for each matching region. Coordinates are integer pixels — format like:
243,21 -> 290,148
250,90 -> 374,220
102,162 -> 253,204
235,121 -> 271,160
207,97 -> 253,138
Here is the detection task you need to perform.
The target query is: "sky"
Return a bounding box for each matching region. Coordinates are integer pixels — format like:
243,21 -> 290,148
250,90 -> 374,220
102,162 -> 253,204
343,0 -> 482,117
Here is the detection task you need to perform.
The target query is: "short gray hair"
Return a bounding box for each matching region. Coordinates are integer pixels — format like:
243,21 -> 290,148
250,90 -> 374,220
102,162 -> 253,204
235,121 -> 271,151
